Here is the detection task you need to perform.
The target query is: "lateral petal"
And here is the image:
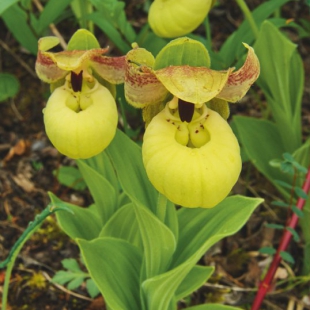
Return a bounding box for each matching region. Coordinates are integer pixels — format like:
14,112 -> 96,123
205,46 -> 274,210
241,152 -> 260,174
90,55 -> 126,84
124,48 -> 169,108
216,43 -> 260,102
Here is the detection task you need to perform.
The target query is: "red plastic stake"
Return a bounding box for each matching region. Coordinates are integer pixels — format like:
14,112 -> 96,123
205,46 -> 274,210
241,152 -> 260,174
251,167 -> 310,310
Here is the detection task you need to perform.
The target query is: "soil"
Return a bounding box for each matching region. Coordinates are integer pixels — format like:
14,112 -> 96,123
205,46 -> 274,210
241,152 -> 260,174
1,1 -> 310,310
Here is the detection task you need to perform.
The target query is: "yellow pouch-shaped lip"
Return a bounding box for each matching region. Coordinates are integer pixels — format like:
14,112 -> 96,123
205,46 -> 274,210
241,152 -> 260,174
142,105 -> 242,208
148,0 -> 213,38
43,81 -> 118,159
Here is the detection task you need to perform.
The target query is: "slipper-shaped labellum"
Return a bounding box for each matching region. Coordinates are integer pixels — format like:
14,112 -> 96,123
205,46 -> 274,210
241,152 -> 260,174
142,101 -> 242,208
148,0 -> 214,38
44,79 -> 118,159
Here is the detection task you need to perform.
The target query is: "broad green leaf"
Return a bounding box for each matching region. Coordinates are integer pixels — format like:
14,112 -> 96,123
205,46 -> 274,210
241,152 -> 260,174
50,193 -> 101,240
53,166 -> 87,190
117,191 -> 131,207
78,237 -> 142,310
0,73 -> 20,102
142,196 -> 262,310
162,198 -> 179,242
83,151 -> 118,193
133,204 -> 176,280
254,21 -> 303,151
105,129 -> 158,214
37,0 -> 72,34
176,265 -> 214,300
77,160 -> 117,224
232,116 -> 290,198
141,258 -> 196,310
0,0 -> 19,15
186,305 -> 242,310
173,196 -> 262,267
219,0 -> 291,67
2,4 -> 38,54
99,203 -> 143,249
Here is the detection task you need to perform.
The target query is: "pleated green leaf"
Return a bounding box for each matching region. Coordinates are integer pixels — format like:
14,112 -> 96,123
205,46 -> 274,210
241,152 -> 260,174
232,116 -> 290,198
78,237 -> 142,310
133,204 -> 176,280
175,265 -> 214,300
105,129 -> 158,213
173,196 -> 263,267
254,21 -> 303,152
50,193 -> 101,241
99,203 -> 143,250
77,160 -> 117,224
83,151 -> 119,193
142,196 -> 262,310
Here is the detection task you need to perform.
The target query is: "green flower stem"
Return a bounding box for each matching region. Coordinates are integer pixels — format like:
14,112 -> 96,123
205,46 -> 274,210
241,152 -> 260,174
235,0 -> 259,39
0,205 -> 72,310
156,193 -> 168,223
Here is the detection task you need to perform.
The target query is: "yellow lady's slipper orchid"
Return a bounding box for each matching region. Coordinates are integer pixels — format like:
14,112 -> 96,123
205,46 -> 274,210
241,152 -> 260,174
35,30 -> 126,159
43,77 -> 118,159
148,0 -> 214,38
124,38 -> 260,208
143,101 -> 241,208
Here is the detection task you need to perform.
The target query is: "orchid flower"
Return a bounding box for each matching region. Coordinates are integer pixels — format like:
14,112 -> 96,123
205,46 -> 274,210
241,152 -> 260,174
35,29 -> 126,159
148,0 -> 216,38
125,37 -> 260,208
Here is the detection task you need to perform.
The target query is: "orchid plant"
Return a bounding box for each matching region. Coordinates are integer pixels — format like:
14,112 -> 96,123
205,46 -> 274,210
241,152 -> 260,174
4,0 -> 309,308
0,26 -> 263,309
21,29 -> 262,310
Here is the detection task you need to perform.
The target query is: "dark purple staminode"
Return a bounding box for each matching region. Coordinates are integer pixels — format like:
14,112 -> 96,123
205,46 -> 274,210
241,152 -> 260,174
178,99 -> 195,123
71,71 -> 83,92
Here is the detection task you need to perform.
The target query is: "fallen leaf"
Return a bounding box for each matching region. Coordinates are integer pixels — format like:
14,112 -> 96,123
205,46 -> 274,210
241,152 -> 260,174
3,139 -> 29,162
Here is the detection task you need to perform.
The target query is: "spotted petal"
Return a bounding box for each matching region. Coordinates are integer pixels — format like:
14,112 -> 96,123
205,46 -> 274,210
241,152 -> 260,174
90,55 -> 126,84
124,47 -> 169,108
216,43 -> 260,102
36,36 -> 125,84
154,65 -> 233,105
